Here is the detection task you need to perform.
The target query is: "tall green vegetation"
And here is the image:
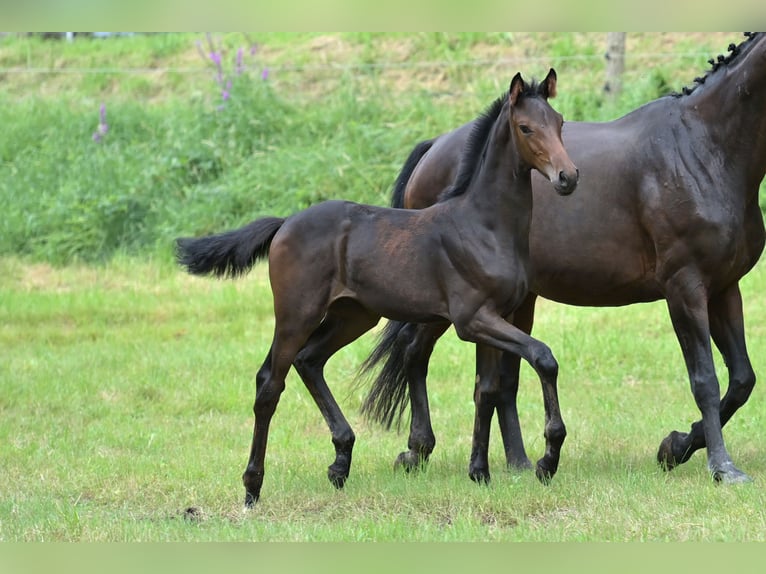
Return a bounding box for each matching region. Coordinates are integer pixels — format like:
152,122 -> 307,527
0,32 -> 760,264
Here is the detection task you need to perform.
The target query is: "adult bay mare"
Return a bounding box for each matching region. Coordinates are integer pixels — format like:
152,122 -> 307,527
176,70 -> 579,505
361,32 -> 766,485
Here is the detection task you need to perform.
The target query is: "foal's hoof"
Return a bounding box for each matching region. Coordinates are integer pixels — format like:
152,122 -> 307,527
327,465 -> 349,489
657,430 -> 689,471
244,490 -> 259,508
468,466 -> 491,484
711,463 -> 753,485
394,451 -> 425,473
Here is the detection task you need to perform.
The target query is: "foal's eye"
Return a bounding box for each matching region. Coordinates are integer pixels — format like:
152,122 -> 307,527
519,125 -> 533,135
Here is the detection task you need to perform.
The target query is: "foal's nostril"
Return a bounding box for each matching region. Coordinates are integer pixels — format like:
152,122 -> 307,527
558,169 -> 579,189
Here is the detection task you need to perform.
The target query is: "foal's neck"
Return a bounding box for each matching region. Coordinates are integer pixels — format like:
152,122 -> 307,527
467,107 -> 534,230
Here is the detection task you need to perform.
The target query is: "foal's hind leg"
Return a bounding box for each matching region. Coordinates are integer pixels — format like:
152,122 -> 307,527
293,301 -> 379,489
396,321 -> 450,472
658,283 -> 755,481
243,289 -> 329,505
243,329 -> 311,506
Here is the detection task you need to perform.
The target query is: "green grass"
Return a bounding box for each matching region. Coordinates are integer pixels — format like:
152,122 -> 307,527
2,255 -> 765,541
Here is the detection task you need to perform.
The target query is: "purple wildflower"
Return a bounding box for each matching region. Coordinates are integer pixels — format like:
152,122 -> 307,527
261,67 -> 269,81
221,79 -> 232,101
209,51 -> 222,68
92,103 -> 109,143
236,47 -> 244,75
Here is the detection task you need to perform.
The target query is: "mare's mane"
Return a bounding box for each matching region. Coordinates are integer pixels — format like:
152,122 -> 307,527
673,32 -> 761,97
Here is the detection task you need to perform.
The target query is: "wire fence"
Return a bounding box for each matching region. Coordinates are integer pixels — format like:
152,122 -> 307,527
0,51 -> 716,76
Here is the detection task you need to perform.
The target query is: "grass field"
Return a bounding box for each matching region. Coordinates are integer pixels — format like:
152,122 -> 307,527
2,254 -> 765,541
2,32 -> 766,542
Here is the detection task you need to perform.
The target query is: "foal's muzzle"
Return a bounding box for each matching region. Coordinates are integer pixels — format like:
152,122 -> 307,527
554,168 -> 579,195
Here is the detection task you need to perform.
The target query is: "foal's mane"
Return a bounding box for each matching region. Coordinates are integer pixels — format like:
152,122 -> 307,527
438,79 -> 545,202
673,32 -> 762,97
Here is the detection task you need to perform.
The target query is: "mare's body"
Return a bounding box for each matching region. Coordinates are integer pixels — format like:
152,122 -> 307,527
362,32 -> 766,483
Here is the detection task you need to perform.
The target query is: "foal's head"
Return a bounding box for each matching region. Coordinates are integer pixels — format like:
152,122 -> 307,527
509,69 -> 579,195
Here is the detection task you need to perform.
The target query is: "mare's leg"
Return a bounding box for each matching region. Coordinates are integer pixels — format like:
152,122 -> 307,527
292,301 -> 379,489
496,294 -> 537,469
658,283 -> 755,479
396,321 -> 450,472
468,294 -> 537,481
656,280 -> 751,483
454,309 -> 566,484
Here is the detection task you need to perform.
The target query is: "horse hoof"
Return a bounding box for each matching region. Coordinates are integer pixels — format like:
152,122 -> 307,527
327,466 -> 349,489
244,490 -> 259,508
712,463 -> 753,485
507,457 -> 534,472
535,461 -> 555,485
394,451 -> 423,473
468,467 -> 491,484
657,430 -> 688,471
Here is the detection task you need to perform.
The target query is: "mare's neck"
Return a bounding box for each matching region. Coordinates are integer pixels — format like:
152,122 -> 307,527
685,33 -> 766,190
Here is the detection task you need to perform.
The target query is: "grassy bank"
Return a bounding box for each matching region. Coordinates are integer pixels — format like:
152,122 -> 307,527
2,32 -> 760,264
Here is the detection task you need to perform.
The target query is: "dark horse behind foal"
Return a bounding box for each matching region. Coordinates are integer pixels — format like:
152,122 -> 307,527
361,32 -> 766,485
176,70 -> 578,505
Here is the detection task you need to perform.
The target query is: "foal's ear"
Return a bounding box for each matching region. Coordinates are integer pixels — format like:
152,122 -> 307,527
540,68 -> 558,99
509,72 -> 524,106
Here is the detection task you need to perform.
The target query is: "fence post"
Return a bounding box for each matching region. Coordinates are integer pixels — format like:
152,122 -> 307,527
604,32 -> 626,98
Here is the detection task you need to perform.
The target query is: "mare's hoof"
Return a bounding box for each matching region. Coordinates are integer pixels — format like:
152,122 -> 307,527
712,463 -> 753,485
657,430 -> 692,471
394,451 -> 425,473
535,460 -> 555,485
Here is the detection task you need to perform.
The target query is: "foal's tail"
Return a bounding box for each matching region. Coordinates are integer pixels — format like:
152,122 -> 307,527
390,138 -> 434,208
175,216 -> 285,278
358,320 -> 414,430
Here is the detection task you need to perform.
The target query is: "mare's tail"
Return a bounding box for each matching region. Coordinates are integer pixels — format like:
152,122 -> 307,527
359,320 -> 416,430
389,138 -> 434,208
175,216 -> 285,278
